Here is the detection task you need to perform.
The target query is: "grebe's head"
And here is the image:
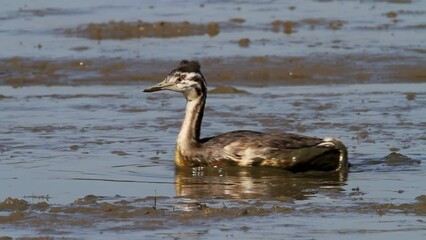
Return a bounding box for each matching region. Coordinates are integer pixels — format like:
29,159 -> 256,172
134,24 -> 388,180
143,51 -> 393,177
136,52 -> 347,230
143,60 -> 207,100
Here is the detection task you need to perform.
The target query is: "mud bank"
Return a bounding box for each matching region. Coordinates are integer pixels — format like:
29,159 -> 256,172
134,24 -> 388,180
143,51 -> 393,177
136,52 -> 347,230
0,191 -> 425,238
63,20 -> 220,40
1,54 -> 425,87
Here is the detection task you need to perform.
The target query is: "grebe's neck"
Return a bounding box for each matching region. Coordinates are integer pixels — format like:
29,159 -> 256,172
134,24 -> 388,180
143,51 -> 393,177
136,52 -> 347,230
177,93 -> 206,149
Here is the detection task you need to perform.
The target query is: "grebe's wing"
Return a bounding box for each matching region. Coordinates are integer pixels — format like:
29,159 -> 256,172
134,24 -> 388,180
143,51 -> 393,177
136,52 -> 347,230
201,130 -> 347,172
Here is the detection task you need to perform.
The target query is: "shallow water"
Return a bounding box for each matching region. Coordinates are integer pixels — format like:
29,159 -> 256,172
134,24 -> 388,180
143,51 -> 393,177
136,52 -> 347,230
1,0 -> 426,239
1,84 -> 425,239
1,0 -> 426,59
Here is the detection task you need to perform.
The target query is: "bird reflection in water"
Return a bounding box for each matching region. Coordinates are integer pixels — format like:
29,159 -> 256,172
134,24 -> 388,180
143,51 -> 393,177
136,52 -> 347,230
175,167 -> 347,201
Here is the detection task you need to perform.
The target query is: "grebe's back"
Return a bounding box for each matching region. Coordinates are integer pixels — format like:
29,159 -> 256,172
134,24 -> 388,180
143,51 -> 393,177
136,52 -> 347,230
180,130 -> 347,172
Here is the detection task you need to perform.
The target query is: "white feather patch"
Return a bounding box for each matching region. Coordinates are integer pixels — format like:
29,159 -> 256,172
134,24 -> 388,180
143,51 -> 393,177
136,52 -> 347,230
318,137 -> 337,147
323,137 -> 336,142
223,143 -> 255,166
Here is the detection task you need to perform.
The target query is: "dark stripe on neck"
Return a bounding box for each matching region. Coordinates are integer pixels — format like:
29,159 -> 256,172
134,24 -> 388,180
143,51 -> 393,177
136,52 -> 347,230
192,78 -> 207,97
190,93 -> 206,142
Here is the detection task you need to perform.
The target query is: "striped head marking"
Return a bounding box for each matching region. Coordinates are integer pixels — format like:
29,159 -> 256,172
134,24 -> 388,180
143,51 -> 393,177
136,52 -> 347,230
143,60 -> 207,100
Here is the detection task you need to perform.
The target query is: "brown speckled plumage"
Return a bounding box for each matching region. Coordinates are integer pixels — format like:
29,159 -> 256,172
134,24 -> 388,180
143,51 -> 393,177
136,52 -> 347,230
144,60 -> 348,172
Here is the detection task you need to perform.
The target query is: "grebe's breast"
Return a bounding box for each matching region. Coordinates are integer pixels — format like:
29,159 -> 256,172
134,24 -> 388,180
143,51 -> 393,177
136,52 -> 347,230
191,130 -> 346,172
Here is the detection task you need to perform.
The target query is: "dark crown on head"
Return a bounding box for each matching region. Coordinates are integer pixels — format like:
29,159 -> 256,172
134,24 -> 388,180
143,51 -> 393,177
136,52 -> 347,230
176,60 -> 201,73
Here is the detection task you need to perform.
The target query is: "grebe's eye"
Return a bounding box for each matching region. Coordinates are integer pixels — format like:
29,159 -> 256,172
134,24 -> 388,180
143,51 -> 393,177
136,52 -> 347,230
177,74 -> 186,82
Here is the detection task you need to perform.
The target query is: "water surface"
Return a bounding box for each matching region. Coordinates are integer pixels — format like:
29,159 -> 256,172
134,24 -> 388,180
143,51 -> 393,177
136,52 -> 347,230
0,0 -> 425,239
1,84 -> 425,239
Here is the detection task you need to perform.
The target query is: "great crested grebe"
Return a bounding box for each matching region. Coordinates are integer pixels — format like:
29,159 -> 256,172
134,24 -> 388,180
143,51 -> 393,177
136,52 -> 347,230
144,60 -> 348,172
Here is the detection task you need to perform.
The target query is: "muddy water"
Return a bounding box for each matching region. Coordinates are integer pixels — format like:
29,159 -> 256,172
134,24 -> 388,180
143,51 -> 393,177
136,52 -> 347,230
1,0 -> 426,59
1,84 -> 425,239
1,0 -> 426,239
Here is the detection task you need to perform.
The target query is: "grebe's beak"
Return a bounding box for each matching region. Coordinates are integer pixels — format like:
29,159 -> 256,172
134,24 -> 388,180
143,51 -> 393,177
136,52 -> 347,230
143,80 -> 173,92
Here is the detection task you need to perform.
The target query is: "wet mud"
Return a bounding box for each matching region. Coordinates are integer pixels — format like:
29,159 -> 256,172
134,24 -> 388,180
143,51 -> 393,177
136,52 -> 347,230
272,18 -> 345,35
1,171 -> 425,238
208,85 -> 249,94
63,21 -> 220,40
1,54 -> 425,87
